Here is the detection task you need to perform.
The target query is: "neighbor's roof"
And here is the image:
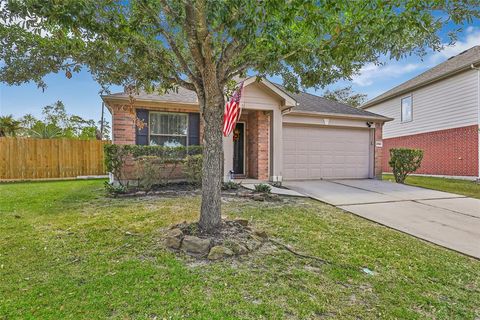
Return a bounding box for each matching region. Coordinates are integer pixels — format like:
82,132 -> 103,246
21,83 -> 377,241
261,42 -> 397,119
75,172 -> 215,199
363,45 -> 480,108
102,77 -> 390,120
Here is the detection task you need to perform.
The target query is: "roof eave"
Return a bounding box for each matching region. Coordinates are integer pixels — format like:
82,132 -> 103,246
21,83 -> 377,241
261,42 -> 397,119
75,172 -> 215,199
101,95 -> 199,106
287,110 -> 393,122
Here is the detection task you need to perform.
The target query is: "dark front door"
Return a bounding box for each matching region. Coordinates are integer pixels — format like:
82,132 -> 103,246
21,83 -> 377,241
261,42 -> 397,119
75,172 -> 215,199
233,122 -> 245,175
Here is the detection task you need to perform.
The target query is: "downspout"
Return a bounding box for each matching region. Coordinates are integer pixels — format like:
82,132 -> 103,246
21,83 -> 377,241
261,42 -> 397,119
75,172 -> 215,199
471,64 -> 480,181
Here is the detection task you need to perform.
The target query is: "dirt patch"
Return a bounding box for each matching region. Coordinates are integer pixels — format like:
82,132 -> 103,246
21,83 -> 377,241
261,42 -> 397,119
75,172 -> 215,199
115,184 -> 289,204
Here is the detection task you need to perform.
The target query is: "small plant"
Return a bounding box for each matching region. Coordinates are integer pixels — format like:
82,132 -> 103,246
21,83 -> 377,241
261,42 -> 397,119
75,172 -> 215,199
254,183 -> 271,193
184,154 -> 203,186
104,144 -> 131,187
135,156 -> 163,191
222,181 -> 241,190
104,181 -> 127,196
389,148 -> 424,184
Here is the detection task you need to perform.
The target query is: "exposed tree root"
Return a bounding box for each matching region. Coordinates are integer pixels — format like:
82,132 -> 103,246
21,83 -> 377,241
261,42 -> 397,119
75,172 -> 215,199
269,238 -> 331,265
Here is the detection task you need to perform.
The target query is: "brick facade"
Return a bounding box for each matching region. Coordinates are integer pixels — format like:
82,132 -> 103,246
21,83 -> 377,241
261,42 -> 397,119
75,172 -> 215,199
110,104 -> 382,182
382,125 -> 479,177
374,122 -> 383,179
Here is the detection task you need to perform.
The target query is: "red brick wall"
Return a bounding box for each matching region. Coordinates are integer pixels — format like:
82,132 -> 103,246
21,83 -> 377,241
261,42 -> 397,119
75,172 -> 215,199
374,122 -> 383,179
247,111 -> 270,180
112,107 -> 136,145
382,125 -> 479,177
120,156 -> 186,182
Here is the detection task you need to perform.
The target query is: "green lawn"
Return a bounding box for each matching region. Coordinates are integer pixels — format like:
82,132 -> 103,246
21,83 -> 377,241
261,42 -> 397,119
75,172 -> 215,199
383,174 -> 480,199
1,180 -> 479,319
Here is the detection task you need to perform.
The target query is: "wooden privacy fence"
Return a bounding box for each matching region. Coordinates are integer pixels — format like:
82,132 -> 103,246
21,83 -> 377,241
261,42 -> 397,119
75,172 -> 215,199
0,138 -> 109,180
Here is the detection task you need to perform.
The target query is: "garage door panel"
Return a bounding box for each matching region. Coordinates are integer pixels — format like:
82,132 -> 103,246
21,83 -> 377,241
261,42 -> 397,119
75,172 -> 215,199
283,125 -> 371,180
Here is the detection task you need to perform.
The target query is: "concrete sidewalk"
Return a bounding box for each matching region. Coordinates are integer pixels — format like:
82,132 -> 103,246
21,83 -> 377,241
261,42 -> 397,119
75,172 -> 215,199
284,179 -> 480,259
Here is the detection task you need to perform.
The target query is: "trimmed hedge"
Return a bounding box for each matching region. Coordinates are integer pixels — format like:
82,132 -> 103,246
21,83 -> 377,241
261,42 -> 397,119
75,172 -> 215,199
104,145 -> 203,188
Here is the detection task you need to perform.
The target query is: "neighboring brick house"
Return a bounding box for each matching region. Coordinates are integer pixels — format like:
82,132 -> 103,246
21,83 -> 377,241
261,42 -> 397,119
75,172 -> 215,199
103,77 -> 390,182
362,45 -> 480,179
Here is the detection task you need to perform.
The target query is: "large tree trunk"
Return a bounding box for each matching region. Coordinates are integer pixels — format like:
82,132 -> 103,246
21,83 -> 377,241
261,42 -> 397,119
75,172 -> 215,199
198,91 -> 225,233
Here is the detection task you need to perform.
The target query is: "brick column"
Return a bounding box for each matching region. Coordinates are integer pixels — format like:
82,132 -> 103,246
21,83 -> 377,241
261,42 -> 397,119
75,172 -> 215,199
374,122 -> 383,179
247,111 -> 270,180
112,106 -> 136,145
257,111 -> 270,180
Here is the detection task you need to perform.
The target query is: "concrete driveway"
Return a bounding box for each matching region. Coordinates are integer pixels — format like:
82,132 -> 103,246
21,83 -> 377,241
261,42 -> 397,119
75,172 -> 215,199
284,179 -> 480,259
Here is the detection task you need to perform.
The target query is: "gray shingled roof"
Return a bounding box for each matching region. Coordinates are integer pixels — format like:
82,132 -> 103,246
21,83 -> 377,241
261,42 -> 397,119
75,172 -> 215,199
272,83 -> 389,119
363,45 -> 480,108
106,86 -> 198,104
103,79 -> 388,119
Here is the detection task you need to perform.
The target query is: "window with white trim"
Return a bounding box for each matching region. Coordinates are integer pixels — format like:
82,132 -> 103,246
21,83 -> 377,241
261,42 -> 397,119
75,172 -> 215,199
149,112 -> 188,147
401,96 -> 413,123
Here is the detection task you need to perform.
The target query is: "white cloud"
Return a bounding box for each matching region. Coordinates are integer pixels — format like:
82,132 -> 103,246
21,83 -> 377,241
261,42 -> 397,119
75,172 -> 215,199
351,27 -> 480,87
352,62 -> 422,87
429,27 -> 480,63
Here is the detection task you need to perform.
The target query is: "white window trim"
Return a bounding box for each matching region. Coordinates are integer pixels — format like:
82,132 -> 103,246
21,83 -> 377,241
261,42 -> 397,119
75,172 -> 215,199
148,111 -> 189,146
401,95 -> 413,123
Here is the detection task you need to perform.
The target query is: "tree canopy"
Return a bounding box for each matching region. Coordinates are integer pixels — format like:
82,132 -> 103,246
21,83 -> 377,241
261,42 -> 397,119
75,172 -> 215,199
323,86 -> 368,108
1,0 -> 478,232
0,101 -> 110,139
0,115 -> 22,137
1,0 -> 478,94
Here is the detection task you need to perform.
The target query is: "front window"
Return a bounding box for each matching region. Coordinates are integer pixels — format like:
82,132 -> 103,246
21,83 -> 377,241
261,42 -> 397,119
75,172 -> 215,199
149,112 -> 188,147
401,96 -> 413,123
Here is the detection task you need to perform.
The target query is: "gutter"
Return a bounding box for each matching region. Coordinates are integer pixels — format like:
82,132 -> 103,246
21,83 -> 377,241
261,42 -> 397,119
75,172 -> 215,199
286,110 -> 393,122
472,64 -> 480,180
101,95 -> 200,106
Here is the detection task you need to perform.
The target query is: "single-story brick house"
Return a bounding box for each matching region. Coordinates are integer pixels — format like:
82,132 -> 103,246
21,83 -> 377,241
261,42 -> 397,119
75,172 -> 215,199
362,45 -> 480,180
102,77 -> 390,183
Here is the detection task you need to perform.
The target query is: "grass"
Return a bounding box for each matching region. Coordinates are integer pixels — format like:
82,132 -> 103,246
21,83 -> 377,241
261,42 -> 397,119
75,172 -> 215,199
1,180 -> 479,319
383,174 -> 480,199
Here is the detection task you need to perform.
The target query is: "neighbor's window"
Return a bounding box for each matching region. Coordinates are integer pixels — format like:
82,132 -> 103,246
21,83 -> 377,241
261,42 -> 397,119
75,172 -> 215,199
149,112 -> 188,147
401,96 -> 413,123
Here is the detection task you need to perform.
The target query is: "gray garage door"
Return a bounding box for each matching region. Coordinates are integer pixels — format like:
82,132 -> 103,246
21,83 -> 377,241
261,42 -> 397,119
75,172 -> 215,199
283,125 -> 372,180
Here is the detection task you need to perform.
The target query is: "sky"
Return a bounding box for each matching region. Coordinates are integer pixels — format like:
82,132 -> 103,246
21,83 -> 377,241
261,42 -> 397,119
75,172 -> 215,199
1,19 -> 479,126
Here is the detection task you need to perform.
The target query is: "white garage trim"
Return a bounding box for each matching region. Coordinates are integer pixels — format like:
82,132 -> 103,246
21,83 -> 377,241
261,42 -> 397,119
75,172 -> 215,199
283,124 -> 374,180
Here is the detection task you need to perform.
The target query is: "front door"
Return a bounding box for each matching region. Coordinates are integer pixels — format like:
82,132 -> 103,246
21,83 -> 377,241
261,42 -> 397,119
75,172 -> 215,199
233,122 -> 245,175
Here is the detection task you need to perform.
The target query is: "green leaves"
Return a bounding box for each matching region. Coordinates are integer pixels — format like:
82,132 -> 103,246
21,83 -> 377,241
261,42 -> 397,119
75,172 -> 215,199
323,86 -> 367,108
0,0 -> 478,93
0,115 -> 22,137
389,148 -> 424,184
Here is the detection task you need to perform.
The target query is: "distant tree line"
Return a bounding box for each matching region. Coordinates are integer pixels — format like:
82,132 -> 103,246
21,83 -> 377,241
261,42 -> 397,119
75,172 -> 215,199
323,86 -> 368,108
0,101 -> 110,139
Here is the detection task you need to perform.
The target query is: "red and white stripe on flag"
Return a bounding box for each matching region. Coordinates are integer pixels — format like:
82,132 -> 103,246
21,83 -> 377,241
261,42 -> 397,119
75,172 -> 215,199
222,82 -> 244,137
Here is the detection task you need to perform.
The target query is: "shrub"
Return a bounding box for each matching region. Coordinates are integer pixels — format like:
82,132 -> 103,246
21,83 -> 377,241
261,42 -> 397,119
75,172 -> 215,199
136,154 -> 185,189
389,148 -> 424,184
104,144 -> 131,186
254,183 -> 271,193
104,145 -> 203,188
222,181 -> 241,190
104,181 -> 127,196
184,154 -> 203,186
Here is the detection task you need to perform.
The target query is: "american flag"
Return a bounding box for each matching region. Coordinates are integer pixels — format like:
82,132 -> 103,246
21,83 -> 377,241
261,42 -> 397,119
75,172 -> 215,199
222,82 -> 244,137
